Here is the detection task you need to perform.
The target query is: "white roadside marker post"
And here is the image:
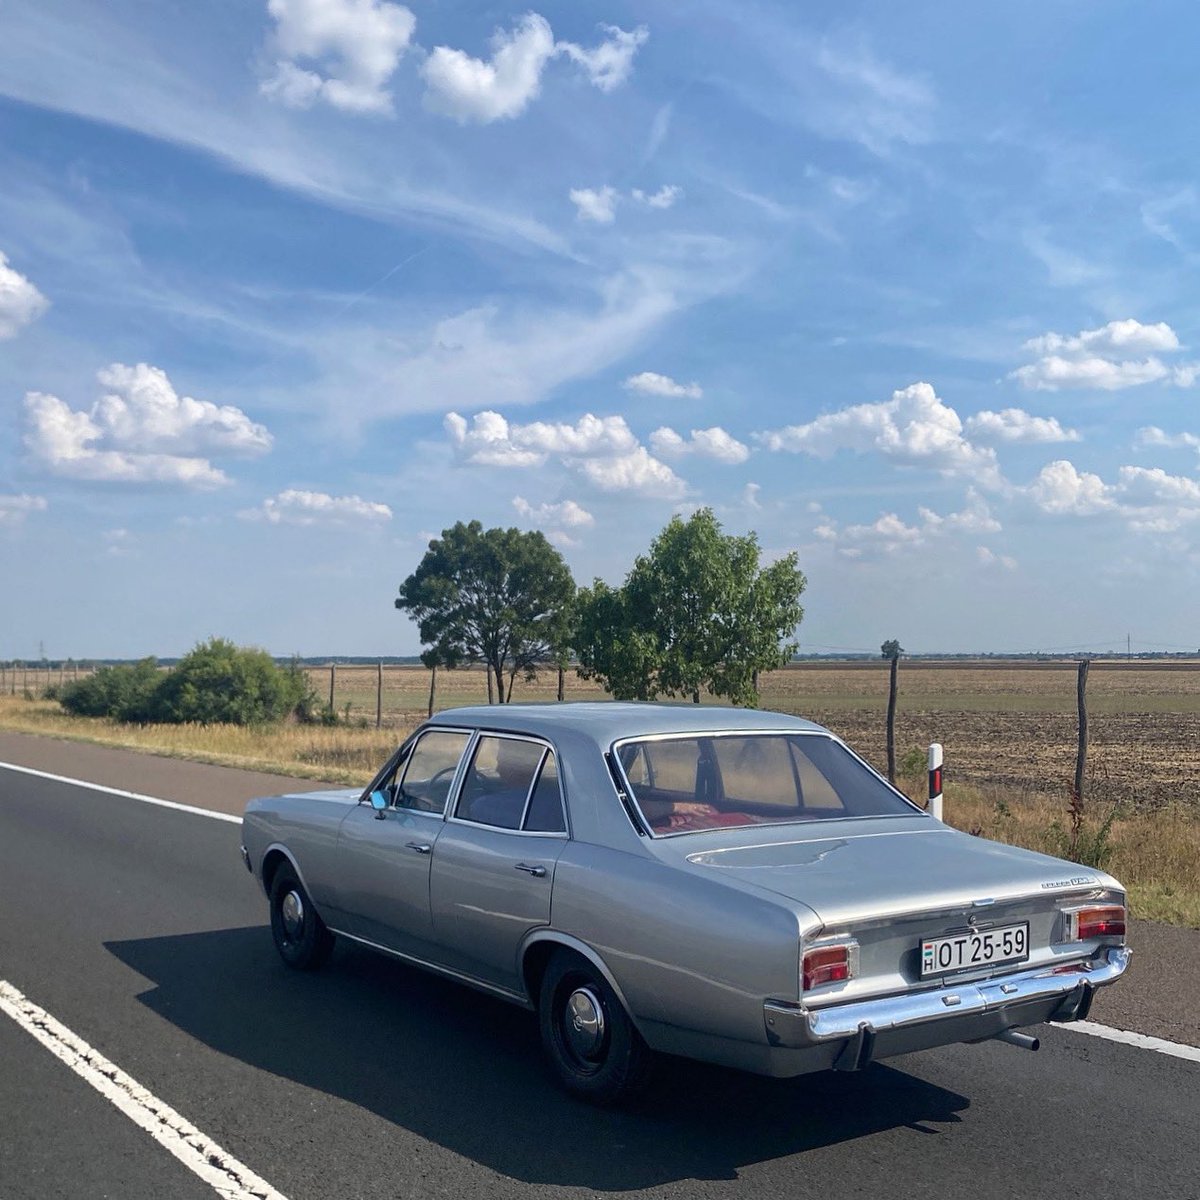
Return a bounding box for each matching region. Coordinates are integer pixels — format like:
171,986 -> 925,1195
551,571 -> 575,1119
928,742 -> 944,821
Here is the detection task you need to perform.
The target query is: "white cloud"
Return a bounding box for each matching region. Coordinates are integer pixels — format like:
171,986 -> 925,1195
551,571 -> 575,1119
632,185 -> 682,209
421,13 -> 555,123
558,24 -> 648,92
977,546 -> 1017,570
447,410 -> 684,499
965,408 -> 1080,444
578,446 -> 686,498
571,183 -> 682,224
512,496 -> 594,527
91,364 -> 272,455
0,494 -> 47,526
1012,320 -> 1197,391
1024,319 -> 1180,357
623,371 -> 702,399
760,381 -> 1002,487
650,425 -> 750,464
812,492 -> 1003,560
0,250 -> 49,338
261,0 -> 416,115
1137,426 -> 1200,453
569,186 -> 617,224
1027,460 -> 1114,516
742,482 -> 762,509
22,364 -> 270,489
243,488 -> 392,525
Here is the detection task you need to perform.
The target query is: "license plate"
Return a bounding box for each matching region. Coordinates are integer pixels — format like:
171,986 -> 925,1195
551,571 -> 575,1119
921,922 -> 1029,977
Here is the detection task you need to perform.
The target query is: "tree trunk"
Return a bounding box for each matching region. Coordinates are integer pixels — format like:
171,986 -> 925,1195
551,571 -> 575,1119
886,656 -> 898,784
557,664 -> 565,702
485,663 -> 495,704
692,687 -> 701,704
427,663 -> 437,718
506,669 -> 516,703
328,662 -> 336,712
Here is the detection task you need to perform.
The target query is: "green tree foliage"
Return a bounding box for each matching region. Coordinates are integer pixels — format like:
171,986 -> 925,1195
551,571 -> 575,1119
575,508 -> 806,706
395,521 -> 576,703
58,640 -> 311,725
881,639 -> 904,660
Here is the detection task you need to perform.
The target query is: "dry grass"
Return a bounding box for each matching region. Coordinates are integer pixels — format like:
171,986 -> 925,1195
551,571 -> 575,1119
0,697 -> 414,784
894,770 -> 1200,927
4,659 -> 1200,926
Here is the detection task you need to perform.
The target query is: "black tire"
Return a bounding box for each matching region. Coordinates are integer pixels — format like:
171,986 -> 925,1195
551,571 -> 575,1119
538,950 -> 652,1104
269,864 -> 334,970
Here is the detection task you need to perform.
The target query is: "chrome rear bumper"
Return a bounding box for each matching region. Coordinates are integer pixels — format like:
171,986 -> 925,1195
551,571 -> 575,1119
763,945 -> 1130,1070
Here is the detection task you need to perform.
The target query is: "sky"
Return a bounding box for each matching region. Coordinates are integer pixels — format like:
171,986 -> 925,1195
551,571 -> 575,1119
3,0 -> 1200,660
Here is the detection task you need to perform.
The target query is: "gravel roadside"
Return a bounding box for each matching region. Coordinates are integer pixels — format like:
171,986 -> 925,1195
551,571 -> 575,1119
1,727 -> 1195,1047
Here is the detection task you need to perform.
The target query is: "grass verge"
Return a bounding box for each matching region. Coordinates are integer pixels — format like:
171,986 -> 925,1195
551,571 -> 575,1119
2,697 -> 1196,927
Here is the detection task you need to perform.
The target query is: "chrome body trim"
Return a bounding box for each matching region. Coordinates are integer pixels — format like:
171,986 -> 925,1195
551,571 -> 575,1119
764,945 -> 1130,1049
328,927 -> 534,1009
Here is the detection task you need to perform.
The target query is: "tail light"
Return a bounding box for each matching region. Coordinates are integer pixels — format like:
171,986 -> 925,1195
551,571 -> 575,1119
1064,904 -> 1126,942
803,940 -> 859,991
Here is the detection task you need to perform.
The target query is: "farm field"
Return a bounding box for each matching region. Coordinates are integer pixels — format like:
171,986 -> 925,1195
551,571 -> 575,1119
2,658 -> 1197,924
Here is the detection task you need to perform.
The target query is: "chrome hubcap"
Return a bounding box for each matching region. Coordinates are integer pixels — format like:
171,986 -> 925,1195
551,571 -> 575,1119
564,987 -> 605,1061
280,889 -> 305,940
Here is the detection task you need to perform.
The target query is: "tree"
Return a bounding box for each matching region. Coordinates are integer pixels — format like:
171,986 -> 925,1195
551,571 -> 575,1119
575,508 -> 806,706
395,521 -> 576,703
881,639 -> 904,660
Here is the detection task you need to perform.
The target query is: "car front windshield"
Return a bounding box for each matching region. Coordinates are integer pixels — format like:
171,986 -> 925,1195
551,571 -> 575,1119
616,732 -> 921,836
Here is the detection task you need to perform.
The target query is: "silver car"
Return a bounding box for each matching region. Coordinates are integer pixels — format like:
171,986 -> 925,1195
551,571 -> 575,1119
241,703 -> 1129,1103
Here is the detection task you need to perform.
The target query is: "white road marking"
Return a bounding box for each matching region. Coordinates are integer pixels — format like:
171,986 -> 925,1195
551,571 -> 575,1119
1063,1019 -> 1200,1064
3,761 -> 1199,1067
0,980 -> 288,1200
0,760 -> 240,824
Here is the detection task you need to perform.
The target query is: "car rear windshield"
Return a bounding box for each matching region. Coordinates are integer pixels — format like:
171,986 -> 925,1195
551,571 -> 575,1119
615,733 -> 920,836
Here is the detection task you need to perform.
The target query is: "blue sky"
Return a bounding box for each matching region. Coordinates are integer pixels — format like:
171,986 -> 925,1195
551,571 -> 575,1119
3,0 -> 1200,659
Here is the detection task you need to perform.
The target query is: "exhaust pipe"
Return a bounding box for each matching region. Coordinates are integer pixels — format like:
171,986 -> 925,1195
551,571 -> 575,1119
994,1028 -> 1040,1052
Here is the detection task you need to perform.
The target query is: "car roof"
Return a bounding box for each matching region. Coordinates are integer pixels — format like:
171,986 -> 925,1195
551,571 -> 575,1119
428,701 -> 827,745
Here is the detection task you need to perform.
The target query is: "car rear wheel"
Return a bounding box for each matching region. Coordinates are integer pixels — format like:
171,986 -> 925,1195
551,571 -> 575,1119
269,863 -> 334,970
538,950 -> 651,1104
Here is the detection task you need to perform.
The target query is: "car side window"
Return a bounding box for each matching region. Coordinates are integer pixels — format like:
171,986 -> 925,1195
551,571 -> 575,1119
393,730 -> 471,813
456,736 -> 544,830
523,751 -> 566,834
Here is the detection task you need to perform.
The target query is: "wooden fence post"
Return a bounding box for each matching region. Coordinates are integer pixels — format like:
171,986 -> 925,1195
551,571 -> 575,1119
427,663 -> 437,718
886,656 -> 899,784
376,660 -> 383,729
329,662 -> 336,712
1074,659 -> 1089,806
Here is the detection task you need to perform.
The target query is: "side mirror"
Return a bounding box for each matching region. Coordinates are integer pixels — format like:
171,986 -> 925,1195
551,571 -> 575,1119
369,790 -> 389,819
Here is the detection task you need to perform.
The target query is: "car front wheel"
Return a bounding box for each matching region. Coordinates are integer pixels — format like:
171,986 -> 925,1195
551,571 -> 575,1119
538,950 -> 651,1104
269,863 -> 334,970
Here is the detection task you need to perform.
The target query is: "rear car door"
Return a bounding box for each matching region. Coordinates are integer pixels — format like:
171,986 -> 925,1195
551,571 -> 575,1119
430,734 -> 568,992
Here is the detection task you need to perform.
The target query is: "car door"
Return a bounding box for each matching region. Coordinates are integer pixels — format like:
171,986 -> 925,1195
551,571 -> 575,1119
334,727 -> 472,958
429,734 -> 568,992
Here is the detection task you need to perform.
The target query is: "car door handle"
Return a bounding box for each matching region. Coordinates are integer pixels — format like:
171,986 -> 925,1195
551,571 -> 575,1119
406,841 -> 432,854
514,862 -> 546,877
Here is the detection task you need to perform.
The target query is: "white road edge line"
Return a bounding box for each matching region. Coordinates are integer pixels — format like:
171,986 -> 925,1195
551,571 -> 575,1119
1062,1019 -> 1200,1064
0,760 -> 240,824
3,762 -> 1198,1068
0,979 -> 288,1200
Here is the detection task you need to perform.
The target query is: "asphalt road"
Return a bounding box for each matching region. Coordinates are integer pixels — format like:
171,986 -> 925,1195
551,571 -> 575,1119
1,748 -> 1198,1199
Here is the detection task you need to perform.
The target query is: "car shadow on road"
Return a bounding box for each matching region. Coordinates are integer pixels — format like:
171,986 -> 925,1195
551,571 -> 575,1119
106,926 -> 969,1191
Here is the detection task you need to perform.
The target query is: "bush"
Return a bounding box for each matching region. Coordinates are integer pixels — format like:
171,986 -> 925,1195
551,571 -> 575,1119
60,658 -> 162,722
58,641 -> 313,726
153,638 -> 309,725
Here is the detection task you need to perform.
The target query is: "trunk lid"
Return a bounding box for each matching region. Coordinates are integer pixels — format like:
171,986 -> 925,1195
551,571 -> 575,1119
676,816 -> 1119,1004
